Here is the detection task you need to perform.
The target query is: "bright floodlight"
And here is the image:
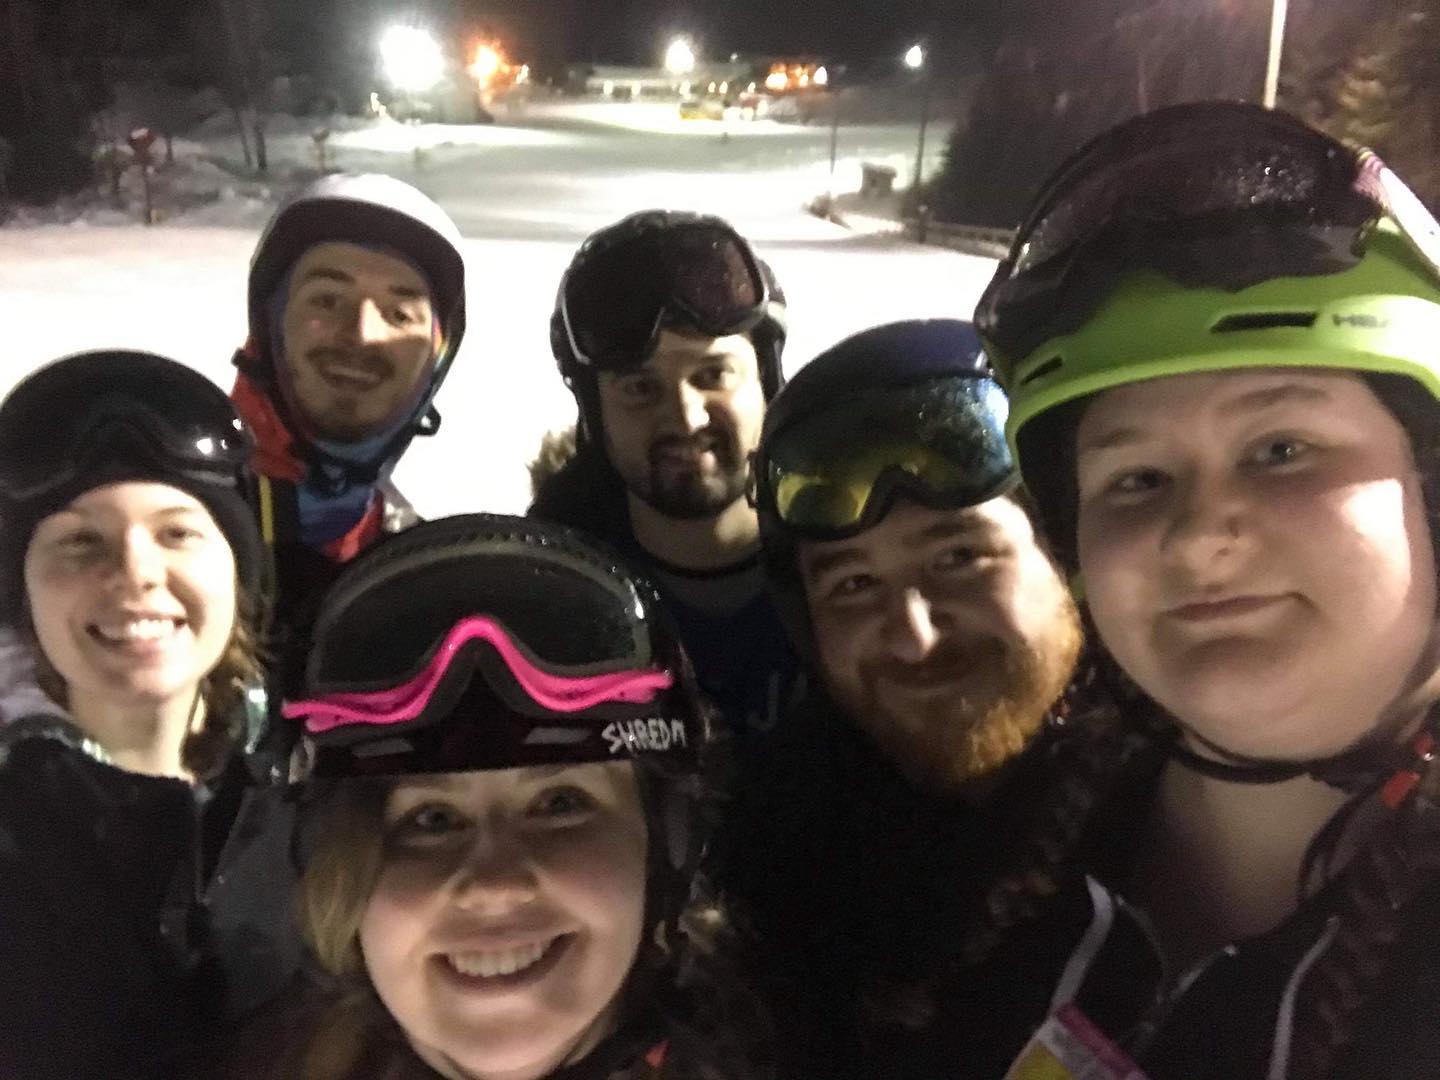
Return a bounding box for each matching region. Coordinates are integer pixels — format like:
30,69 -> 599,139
469,43 -> 502,86
904,44 -> 925,70
665,37 -> 697,75
382,25 -> 444,92
814,65 -> 829,87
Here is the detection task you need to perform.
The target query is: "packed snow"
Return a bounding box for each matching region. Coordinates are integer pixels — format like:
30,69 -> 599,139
1,96 -> 995,516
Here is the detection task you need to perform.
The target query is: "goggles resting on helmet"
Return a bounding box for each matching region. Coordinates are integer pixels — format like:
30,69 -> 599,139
976,102 -> 1440,381
287,515 -> 705,781
559,212 -> 771,371
755,375 -> 1016,540
0,351 -> 252,504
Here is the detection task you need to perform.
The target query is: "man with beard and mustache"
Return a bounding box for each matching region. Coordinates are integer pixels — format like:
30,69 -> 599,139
530,210 -> 797,736
728,320 -> 1149,1080
229,173 -> 467,691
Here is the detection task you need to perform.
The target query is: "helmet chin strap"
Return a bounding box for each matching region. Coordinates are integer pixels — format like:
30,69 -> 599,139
1167,701 -> 1439,793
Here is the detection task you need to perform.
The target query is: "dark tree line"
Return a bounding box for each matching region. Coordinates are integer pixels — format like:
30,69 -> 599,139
930,0 -> 1440,227
0,0 -> 403,201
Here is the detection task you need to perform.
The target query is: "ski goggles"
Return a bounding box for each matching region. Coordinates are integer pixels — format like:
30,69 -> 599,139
0,351 -> 251,503
286,517 -> 703,781
756,375 -> 1017,540
976,102 -> 1440,369
285,615 -> 675,735
559,212 -> 770,370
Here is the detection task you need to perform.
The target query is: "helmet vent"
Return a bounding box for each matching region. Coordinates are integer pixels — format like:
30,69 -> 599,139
1019,355 -> 1064,386
1211,312 -> 1316,334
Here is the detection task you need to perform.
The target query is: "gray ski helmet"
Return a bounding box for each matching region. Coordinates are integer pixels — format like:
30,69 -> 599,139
247,173 -> 467,390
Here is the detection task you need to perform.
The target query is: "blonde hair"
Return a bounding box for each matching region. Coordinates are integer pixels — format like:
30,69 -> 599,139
299,779 -> 391,977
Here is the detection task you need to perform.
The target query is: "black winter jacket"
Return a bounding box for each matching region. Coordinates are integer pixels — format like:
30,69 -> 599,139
0,718 -> 302,1079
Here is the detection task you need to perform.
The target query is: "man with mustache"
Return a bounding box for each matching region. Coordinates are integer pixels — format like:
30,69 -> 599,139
729,320 -> 1130,1079
530,211 -> 796,735
230,173 -> 467,689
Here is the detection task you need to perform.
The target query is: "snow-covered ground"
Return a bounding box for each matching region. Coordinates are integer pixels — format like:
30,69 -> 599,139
0,100 -> 994,516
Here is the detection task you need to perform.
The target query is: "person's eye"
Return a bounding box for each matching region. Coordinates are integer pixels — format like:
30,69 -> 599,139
1105,467 -> 1170,499
1248,436 -> 1313,469
934,545 -> 988,571
390,802 -> 468,843
618,378 -> 660,404
54,530 -> 103,555
825,573 -> 878,602
692,365 -> 734,391
159,524 -> 206,545
389,306 -> 419,327
307,291 -> 340,311
528,786 -> 597,820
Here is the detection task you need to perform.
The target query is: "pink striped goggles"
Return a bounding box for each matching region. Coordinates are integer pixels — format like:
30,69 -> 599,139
283,615 -> 675,736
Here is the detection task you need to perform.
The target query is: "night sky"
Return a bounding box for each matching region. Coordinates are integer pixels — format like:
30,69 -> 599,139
459,0 -> 1004,71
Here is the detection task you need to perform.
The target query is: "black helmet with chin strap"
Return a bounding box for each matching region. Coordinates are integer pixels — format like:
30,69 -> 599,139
239,173 -> 467,482
549,210 -> 787,446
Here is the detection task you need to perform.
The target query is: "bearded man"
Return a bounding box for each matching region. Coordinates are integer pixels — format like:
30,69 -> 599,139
727,320 -> 1130,1080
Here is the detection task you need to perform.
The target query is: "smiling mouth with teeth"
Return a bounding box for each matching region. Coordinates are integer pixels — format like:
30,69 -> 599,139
445,936 -> 564,982
89,617 -> 185,646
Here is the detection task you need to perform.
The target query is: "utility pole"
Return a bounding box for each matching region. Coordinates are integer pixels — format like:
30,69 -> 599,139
1262,0 -> 1290,109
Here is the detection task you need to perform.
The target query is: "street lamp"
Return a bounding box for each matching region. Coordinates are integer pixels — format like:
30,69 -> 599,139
381,25 -> 444,93
907,43 -> 932,202
1262,0 -> 1290,109
664,37 -> 697,77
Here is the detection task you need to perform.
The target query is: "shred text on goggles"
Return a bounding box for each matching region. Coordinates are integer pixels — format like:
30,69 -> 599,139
559,218 -> 769,370
285,615 -> 675,735
290,518 -> 702,779
0,352 -> 251,502
976,101 -> 1440,369
757,376 -> 1017,540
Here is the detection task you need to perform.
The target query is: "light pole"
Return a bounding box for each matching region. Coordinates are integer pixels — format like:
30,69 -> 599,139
907,44 -> 931,206
1262,0 -> 1290,109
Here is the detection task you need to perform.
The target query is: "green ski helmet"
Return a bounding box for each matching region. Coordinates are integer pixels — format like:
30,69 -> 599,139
975,102 -> 1440,564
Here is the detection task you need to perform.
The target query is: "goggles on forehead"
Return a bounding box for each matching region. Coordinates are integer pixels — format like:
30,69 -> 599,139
976,102 -> 1440,373
285,615 -> 674,736
756,375 -> 1017,540
559,213 -> 770,371
0,351 -> 251,503
287,516 -> 704,781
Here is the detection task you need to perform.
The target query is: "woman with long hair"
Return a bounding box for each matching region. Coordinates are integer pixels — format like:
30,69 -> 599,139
244,512 -> 771,1080
0,350 -> 300,1078
977,102 -> 1440,1078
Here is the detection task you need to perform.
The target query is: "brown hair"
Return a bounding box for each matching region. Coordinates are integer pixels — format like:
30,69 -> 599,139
25,583 -> 264,780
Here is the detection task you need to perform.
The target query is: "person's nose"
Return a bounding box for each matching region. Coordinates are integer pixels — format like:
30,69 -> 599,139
449,823 -> 541,916
883,586 -> 943,664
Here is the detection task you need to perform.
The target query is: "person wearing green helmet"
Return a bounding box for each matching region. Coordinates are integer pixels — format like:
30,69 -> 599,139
977,101 -> 1440,1079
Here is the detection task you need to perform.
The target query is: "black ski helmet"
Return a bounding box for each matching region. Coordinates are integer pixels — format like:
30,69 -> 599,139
0,350 -> 264,624
549,210 -> 788,444
286,512 -> 715,940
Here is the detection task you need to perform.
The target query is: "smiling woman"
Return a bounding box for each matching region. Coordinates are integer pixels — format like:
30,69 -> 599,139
980,103 -> 1440,1079
0,350 -> 302,1079
235,513 -> 773,1080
